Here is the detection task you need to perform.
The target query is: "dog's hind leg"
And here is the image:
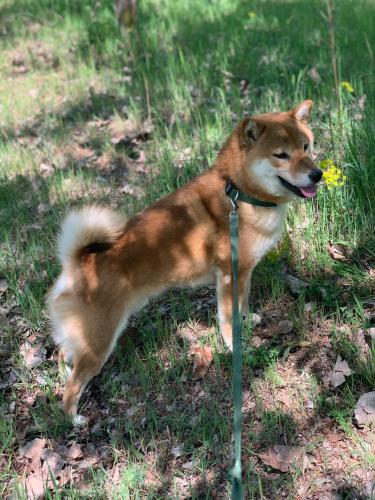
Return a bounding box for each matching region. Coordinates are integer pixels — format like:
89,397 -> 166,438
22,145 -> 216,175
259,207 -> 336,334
60,309 -> 130,419
63,319 -> 130,417
50,288 -> 130,419
62,350 -> 107,418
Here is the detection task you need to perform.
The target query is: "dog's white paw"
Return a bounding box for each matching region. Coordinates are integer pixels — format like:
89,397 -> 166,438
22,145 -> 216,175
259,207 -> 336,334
72,414 -> 87,427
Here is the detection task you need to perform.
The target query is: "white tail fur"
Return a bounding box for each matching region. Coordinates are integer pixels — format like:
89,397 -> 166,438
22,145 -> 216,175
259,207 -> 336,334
58,206 -> 126,266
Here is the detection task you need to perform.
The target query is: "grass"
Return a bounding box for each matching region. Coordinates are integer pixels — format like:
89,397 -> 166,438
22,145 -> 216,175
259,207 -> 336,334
0,0 -> 374,497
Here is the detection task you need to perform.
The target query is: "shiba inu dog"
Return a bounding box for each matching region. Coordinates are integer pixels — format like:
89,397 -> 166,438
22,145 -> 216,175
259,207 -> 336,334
48,100 -> 322,419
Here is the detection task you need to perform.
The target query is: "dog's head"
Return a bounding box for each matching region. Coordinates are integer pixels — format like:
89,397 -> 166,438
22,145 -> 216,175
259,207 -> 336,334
237,100 -> 322,202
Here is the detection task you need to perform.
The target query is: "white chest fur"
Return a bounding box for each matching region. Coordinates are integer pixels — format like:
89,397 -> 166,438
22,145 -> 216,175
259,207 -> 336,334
241,203 -> 287,264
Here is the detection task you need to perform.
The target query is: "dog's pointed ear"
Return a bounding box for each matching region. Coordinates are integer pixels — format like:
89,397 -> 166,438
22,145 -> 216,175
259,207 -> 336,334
291,100 -> 313,122
240,118 -> 265,147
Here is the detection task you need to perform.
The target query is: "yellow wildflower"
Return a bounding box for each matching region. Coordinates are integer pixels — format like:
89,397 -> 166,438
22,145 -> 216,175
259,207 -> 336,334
340,81 -> 354,93
248,11 -> 257,18
319,159 -> 347,189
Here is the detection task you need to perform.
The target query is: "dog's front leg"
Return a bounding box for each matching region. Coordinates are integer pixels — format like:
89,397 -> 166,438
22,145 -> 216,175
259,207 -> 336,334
240,273 -> 252,320
216,268 -> 251,350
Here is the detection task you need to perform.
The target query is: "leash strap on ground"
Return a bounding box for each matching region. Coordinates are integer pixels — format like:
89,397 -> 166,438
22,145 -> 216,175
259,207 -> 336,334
225,183 -> 277,499
229,208 -> 244,500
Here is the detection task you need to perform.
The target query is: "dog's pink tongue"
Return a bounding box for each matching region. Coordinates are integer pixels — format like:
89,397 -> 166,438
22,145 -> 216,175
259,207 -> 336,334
300,185 -> 317,198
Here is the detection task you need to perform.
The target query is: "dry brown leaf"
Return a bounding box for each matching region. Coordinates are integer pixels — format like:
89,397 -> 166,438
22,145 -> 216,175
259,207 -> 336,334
20,341 -> 47,369
257,445 -> 307,472
77,454 -> 100,470
19,438 -> 46,471
41,449 -> 65,476
189,345 -> 213,380
68,144 -> 95,162
354,391 -> 375,426
329,355 -> 352,388
21,449 -> 66,499
58,465 -> 73,486
327,241 -> 347,261
354,329 -> 371,361
23,473 -> 46,499
109,116 -> 154,145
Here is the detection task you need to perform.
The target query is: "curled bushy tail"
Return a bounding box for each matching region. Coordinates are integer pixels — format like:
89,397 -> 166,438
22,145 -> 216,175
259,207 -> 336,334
57,206 -> 126,266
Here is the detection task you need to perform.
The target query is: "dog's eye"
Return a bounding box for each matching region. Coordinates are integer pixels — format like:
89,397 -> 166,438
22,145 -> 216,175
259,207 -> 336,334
304,143 -> 309,151
273,152 -> 290,160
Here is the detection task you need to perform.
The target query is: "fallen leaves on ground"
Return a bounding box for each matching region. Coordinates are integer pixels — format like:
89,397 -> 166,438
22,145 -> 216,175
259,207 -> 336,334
19,438 -> 46,471
18,439 -> 90,498
67,144 -> 95,163
20,341 -> 47,369
257,445 -> 308,472
354,329 -> 371,361
64,442 -> 83,460
327,241 -> 348,261
8,42 -> 59,76
354,392 -> 375,426
108,116 -> 154,145
328,355 -> 352,388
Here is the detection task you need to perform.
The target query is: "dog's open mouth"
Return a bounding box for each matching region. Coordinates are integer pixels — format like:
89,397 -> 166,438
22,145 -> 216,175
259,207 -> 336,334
278,176 -> 317,198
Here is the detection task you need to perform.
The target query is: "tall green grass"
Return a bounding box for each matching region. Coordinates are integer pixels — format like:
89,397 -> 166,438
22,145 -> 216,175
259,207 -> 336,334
0,0 -> 374,497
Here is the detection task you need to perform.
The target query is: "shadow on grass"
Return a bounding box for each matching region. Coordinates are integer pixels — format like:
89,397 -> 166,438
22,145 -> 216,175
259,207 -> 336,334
0,0 -> 121,55
2,0 -> 374,149
0,89 -> 129,143
2,164 -> 374,497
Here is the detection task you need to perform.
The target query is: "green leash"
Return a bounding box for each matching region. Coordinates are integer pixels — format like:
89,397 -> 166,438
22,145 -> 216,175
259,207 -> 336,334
225,183 -> 276,499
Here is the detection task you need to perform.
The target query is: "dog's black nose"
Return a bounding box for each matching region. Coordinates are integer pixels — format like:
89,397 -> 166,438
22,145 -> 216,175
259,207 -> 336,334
309,168 -> 323,183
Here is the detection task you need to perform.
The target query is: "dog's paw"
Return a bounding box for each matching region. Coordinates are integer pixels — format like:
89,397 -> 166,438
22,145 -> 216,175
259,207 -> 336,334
189,345 -> 213,380
72,414 -> 87,428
